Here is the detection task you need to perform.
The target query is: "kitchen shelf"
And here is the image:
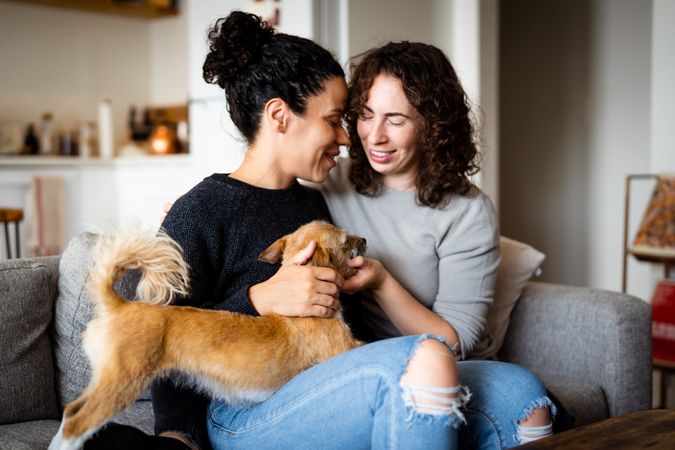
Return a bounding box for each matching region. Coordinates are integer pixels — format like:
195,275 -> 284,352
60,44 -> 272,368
0,153 -> 190,167
3,0 -> 178,19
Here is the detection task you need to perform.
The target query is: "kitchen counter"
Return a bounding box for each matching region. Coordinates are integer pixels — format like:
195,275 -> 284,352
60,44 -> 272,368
0,153 -> 199,256
0,154 -> 191,167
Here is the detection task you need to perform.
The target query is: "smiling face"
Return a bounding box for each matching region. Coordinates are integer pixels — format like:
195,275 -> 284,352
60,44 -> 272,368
282,77 -> 350,183
356,74 -> 425,190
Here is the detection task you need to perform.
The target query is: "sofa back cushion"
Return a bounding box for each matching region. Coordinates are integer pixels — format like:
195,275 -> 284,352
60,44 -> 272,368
488,237 -> 546,355
52,232 -> 145,407
52,232 -> 98,407
471,236 -> 546,359
0,257 -> 61,423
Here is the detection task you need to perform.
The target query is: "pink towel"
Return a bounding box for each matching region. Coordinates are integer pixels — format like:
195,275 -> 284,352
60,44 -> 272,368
25,176 -> 66,257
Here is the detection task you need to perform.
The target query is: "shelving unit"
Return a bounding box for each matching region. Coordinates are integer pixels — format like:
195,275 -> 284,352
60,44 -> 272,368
622,173 -> 675,409
2,0 -> 178,19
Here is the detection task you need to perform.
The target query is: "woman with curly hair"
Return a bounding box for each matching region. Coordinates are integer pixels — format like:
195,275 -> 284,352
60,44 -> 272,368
310,42 -> 558,448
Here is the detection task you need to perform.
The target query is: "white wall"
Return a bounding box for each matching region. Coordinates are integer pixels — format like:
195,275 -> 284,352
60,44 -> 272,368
0,1 -> 153,151
651,0 -> 675,172
430,0 -> 499,207
477,0 -> 500,209
586,0 -> 653,297
149,13 -> 189,105
500,0 -> 656,296
347,0 -> 434,58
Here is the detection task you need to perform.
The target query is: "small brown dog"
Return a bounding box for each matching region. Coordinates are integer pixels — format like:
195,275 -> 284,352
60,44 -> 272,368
49,220 -> 365,450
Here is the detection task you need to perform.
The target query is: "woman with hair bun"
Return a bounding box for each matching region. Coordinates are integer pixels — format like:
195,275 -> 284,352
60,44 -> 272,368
84,10 -> 471,450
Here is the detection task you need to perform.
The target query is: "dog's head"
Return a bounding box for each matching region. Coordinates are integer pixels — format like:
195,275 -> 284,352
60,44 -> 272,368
258,221 -> 367,277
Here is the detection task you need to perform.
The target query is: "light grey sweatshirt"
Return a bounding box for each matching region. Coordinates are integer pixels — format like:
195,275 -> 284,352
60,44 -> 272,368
318,159 -> 500,356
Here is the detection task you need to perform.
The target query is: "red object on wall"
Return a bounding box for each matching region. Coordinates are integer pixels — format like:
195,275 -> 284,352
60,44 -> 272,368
652,279 -> 675,362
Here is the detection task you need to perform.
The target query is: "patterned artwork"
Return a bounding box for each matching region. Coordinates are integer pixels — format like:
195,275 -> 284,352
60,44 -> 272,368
632,175 -> 675,258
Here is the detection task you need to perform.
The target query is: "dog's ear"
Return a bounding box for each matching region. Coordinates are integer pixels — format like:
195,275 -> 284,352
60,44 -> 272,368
258,237 -> 286,264
309,246 -> 331,268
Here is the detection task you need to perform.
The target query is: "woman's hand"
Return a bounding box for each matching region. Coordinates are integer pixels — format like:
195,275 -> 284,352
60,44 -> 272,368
341,256 -> 388,294
249,242 -> 344,318
291,243 -> 389,295
345,256 -> 462,354
160,201 -> 174,224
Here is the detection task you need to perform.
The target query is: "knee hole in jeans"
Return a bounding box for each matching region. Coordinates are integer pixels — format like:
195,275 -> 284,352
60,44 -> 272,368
400,339 -> 469,419
516,407 -> 553,444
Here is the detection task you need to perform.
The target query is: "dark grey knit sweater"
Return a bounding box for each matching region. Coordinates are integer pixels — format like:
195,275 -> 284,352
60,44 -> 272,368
153,173 -> 332,448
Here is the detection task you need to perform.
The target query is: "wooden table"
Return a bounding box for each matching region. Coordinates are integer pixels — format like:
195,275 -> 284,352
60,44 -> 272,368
515,409 -> 675,449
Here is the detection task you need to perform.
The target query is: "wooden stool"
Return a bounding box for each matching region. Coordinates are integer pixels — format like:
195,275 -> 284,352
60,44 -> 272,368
0,208 -> 23,259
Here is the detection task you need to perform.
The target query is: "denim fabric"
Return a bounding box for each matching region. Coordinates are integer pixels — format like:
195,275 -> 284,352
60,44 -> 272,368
207,337 -> 554,450
208,335 -> 463,450
457,360 -> 556,449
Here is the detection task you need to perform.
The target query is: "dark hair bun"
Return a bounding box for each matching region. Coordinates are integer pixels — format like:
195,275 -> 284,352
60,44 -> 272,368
203,11 -> 275,88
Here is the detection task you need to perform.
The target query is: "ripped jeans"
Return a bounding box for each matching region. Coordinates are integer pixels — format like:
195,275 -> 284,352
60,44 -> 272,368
456,360 -> 557,448
206,335 -> 554,450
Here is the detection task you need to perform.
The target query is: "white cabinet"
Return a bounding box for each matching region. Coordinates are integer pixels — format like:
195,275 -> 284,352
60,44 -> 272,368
0,156 -> 195,256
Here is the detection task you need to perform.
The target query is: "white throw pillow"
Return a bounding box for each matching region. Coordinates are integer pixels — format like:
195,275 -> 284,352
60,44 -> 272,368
474,236 -> 546,359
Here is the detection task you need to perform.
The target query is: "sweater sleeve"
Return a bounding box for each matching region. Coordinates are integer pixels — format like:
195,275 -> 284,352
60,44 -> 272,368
213,284 -> 259,315
161,182 -> 239,310
432,194 -> 500,357
151,187 -> 223,448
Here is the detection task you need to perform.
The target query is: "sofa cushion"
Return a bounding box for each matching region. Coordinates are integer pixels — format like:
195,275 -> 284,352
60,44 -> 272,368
482,237 -> 545,358
546,378 -> 609,426
53,233 -> 149,408
53,232 -> 98,407
0,259 -> 60,424
0,401 -> 154,450
0,419 -> 61,450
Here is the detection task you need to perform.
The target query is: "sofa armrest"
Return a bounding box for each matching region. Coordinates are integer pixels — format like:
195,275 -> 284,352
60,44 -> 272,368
499,281 -> 652,417
0,255 -> 61,423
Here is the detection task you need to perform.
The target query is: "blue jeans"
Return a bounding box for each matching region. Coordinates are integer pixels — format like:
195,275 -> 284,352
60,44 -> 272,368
207,335 -> 555,449
457,360 -> 557,448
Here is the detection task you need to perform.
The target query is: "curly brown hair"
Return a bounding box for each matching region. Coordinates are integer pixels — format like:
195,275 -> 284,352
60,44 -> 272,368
346,41 -> 480,208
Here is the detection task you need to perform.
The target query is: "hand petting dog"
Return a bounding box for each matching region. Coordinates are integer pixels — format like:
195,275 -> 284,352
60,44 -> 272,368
292,240 -> 387,296
163,201 -> 345,319
249,259 -> 344,317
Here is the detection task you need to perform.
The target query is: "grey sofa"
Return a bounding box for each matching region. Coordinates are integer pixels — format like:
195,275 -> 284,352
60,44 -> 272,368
0,234 -> 652,449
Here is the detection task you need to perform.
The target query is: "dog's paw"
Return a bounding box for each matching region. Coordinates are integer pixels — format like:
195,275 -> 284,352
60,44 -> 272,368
48,419 -> 65,450
51,437 -> 87,450
48,418 -> 90,450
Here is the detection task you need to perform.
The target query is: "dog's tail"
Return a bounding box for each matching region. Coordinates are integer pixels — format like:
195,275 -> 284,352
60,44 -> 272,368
88,227 -> 190,311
